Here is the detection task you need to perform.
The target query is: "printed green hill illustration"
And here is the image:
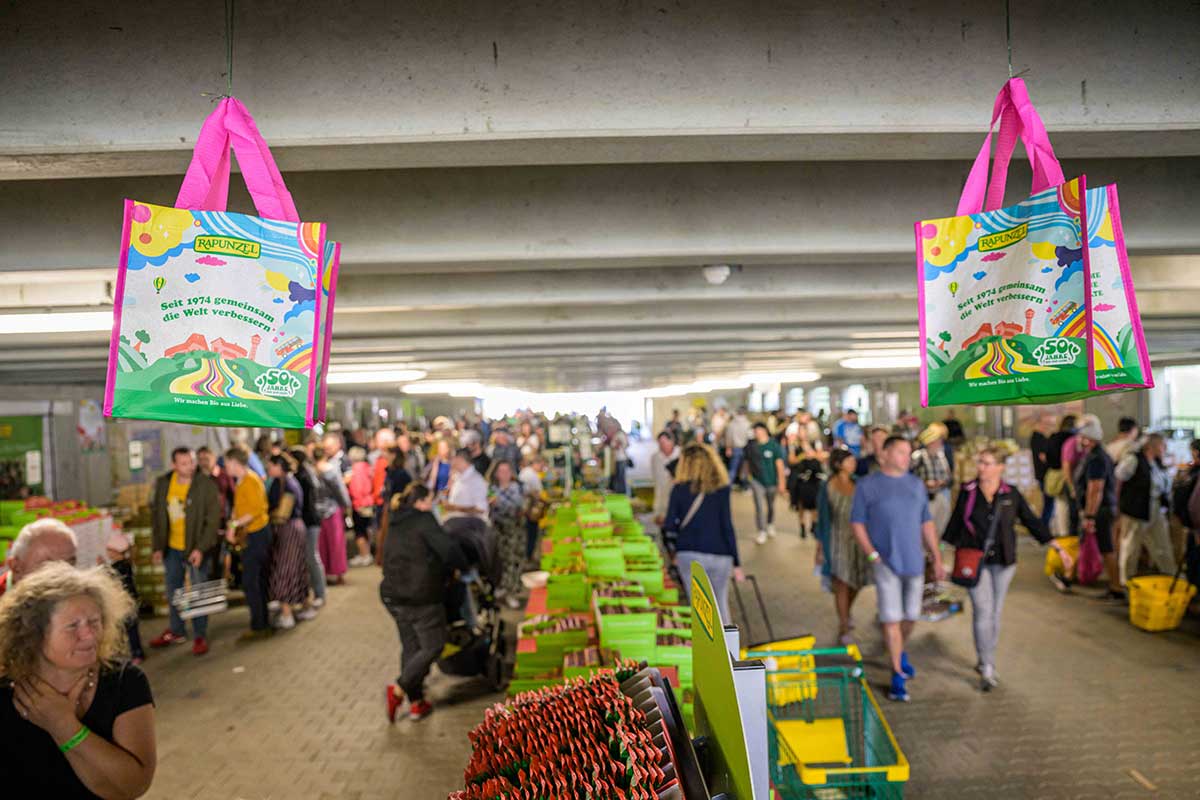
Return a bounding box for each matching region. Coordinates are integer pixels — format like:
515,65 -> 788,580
928,334 -> 1078,381
116,351 -> 303,402
116,337 -> 149,372
1110,326 -> 1140,371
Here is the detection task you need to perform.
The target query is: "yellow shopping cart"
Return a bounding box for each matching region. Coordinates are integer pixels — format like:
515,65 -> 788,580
743,644 -> 909,799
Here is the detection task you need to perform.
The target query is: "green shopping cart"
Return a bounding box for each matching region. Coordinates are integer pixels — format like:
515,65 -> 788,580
743,645 -> 909,799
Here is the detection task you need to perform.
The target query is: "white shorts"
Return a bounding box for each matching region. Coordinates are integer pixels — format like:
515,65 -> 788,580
873,559 -> 923,623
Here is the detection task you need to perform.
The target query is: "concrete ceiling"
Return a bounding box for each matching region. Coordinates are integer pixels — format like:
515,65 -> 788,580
2,0 -> 1199,396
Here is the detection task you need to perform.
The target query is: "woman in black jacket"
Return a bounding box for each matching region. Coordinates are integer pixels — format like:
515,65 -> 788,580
377,484 -> 465,723
943,447 -> 1072,691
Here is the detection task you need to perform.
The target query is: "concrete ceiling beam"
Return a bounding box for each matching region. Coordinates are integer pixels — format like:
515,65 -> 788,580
3,160 -> 1199,274
3,0 -> 1197,177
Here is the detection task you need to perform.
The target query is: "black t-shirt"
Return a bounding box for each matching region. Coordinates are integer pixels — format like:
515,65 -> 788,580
1045,431 -> 1072,470
0,662 -> 154,799
1029,431 -> 1051,480
472,452 -> 492,477
1076,446 -> 1118,516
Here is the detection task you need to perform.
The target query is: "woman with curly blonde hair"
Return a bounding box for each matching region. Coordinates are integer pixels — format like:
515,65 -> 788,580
662,442 -> 744,617
0,561 -> 156,798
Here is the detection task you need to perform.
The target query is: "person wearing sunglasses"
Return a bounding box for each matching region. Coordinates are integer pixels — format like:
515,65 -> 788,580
942,447 -> 1072,691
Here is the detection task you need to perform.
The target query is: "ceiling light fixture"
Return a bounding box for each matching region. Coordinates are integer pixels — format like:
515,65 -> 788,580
839,354 -> 921,370
400,381 -> 488,397
848,330 -> 918,339
325,368 -> 427,385
643,378 -> 752,398
700,263 -> 734,286
0,311 -> 112,335
739,371 -> 821,384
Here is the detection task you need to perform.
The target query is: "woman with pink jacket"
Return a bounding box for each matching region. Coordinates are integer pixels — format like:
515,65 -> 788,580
347,447 -> 375,567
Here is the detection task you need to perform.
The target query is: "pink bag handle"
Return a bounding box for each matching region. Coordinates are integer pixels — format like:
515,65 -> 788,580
957,79 -> 1066,215
175,98 -> 300,223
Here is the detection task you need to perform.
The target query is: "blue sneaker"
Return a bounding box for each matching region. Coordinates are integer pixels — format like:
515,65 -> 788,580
888,672 -> 909,702
900,651 -> 916,680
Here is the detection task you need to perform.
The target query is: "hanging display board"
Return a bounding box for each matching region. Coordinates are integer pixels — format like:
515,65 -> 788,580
691,561 -> 762,798
0,415 -> 45,499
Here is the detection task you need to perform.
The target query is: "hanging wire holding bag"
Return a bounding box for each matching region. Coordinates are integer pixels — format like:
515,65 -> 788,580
1003,0 -> 1032,81
201,0 -> 236,101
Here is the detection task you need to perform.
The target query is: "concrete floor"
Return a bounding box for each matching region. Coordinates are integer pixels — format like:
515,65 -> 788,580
139,492 -> 1200,800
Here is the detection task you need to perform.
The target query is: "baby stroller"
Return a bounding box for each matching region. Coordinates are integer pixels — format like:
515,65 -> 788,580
439,516 -> 509,691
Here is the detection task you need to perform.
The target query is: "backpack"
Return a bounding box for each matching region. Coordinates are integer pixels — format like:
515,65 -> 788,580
1172,468 -> 1199,529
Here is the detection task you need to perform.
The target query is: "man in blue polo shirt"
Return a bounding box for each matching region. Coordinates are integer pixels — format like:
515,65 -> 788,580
850,435 -> 946,702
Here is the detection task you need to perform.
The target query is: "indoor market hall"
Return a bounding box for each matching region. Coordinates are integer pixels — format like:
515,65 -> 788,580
1,2 -> 1198,799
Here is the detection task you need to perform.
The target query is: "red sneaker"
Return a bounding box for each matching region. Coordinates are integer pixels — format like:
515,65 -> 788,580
149,630 -> 187,648
408,700 -> 433,721
192,637 -> 209,656
386,685 -> 405,724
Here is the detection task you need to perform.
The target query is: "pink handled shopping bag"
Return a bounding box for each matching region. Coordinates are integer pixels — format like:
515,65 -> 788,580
915,79 -> 1151,406
104,98 -> 340,428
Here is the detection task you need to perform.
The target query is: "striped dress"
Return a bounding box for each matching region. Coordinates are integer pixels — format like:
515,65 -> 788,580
269,475 -> 312,605
827,484 -> 873,591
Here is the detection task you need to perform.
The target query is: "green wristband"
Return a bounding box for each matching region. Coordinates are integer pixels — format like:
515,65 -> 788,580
59,725 -> 90,754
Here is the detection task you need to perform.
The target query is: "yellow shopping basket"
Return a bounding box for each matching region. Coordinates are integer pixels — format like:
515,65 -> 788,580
1126,574 -> 1196,632
1043,535 -> 1079,577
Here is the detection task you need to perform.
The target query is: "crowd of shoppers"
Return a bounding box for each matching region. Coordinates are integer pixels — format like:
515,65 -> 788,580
654,402 -> 1199,700
1031,413 -> 1195,603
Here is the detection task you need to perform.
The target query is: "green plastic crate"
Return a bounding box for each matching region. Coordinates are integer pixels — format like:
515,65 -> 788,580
10,511 -> 41,528
656,587 -> 681,605
606,639 -> 656,664
583,547 -> 625,578
507,675 -> 564,696
616,521 -> 646,538
582,525 -> 616,540
0,501 -> 25,525
597,609 -> 656,643
621,539 -> 657,558
594,595 -> 650,609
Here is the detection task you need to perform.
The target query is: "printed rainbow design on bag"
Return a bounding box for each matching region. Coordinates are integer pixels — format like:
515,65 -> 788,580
167,355 -> 269,400
964,338 -> 1054,379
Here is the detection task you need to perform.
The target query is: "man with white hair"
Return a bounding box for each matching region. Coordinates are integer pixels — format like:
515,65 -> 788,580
443,449 -> 490,523
0,517 -> 78,597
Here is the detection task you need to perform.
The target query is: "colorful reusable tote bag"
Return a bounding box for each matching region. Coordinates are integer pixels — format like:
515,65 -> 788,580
915,79 -> 1151,407
104,98 -> 339,428
1078,184 -> 1152,392
311,241 -> 341,424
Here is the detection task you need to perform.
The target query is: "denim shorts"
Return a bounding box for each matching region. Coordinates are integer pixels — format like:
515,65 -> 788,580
873,559 -> 923,623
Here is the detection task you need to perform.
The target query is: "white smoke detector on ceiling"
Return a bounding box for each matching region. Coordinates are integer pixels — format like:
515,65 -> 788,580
702,264 -> 735,285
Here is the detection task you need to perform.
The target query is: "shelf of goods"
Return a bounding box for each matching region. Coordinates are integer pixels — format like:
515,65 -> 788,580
123,506 -> 168,617
512,492 -> 694,729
